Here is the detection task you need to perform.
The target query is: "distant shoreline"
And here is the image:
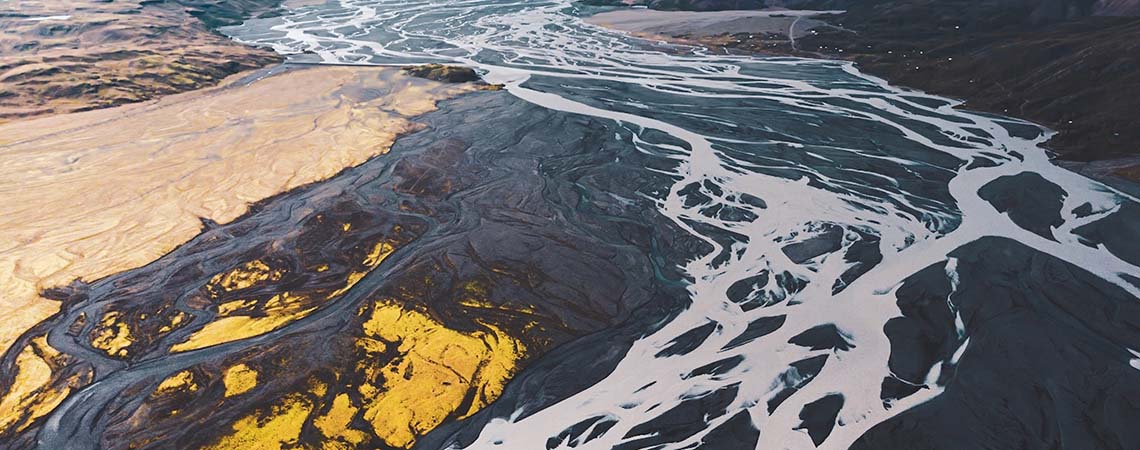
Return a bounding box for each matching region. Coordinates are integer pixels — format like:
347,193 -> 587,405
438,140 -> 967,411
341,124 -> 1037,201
584,8 -> 838,39
585,7 -> 1140,191
0,0 -> 286,123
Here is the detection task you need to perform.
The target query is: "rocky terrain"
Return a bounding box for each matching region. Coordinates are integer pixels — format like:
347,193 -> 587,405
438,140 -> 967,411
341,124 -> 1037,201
0,0 -> 284,122
402,64 -> 504,90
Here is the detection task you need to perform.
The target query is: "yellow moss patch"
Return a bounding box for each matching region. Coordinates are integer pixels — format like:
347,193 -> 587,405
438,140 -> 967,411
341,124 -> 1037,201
358,301 -> 525,449
329,272 -> 367,299
0,338 -> 85,434
309,378 -> 329,398
223,364 -> 258,398
363,242 -> 395,268
155,370 -> 198,395
173,239 -> 401,353
218,299 -> 257,316
313,393 -> 367,444
456,281 -> 537,314
158,311 -> 189,334
91,311 -> 133,358
210,260 -> 282,294
199,298 -> 527,450
0,344 -> 52,432
202,394 -> 313,450
169,302 -> 315,353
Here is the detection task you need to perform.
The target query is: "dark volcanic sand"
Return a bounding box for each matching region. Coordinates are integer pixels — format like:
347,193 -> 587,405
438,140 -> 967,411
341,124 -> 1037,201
857,236 -> 1140,450
4,0 -> 1140,448
0,85 -> 705,449
700,4 -> 1140,184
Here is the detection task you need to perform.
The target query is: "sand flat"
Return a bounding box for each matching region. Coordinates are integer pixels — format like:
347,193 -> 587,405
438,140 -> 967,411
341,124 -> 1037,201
0,66 -> 473,356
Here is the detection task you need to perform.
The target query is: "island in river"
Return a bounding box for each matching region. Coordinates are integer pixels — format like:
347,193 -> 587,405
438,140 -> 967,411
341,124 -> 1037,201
588,0 -> 1140,189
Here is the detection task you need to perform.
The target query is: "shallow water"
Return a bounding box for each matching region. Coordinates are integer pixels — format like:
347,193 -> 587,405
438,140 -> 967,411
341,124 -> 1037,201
223,1 -> 1137,448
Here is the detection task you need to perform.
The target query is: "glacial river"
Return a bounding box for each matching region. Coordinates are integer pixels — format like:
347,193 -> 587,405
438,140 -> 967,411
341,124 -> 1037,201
219,1 -> 1140,449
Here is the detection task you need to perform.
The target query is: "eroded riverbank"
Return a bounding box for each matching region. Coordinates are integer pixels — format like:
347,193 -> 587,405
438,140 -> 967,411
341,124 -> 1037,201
0,73 -> 702,449
0,65 -> 473,374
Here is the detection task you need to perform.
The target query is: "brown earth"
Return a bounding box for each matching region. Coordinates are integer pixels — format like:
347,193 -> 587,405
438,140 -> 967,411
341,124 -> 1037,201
0,0 -> 284,122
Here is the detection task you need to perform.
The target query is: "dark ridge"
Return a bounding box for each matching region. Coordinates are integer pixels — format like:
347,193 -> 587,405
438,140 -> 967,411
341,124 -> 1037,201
1072,202 -> 1095,218
706,203 -> 759,223
171,0 -> 286,29
831,229 -> 882,294
767,354 -> 829,414
702,180 -> 724,197
402,64 -> 482,84
686,220 -> 750,269
678,181 -> 714,207
613,384 -> 741,450
777,270 -> 811,307
1074,201 -> 1140,266
546,416 -> 618,449
731,270 -> 807,312
684,355 -> 745,379
738,193 -> 767,209
722,315 -> 787,351
725,272 -> 770,304
787,324 -> 855,352
776,271 -> 809,295
655,321 -> 719,358
782,224 -> 844,264
794,393 -> 844,446
694,410 -> 761,449
882,262 -> 957,385
853,237 -> 1140,450
879,375 -> 924,406
978,172 -> 1067,239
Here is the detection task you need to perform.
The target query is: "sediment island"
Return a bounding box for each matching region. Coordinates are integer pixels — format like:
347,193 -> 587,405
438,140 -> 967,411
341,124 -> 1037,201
588,0 -> 1140,189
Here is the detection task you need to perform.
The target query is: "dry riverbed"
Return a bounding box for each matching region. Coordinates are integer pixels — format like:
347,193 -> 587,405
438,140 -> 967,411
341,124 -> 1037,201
0,66 -> 473,361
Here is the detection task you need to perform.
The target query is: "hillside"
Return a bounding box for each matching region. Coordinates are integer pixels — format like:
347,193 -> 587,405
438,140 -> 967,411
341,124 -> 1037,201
0,0 -> 283,122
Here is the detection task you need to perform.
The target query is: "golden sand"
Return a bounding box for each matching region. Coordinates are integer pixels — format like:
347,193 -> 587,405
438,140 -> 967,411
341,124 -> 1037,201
0,65 -> 473,358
